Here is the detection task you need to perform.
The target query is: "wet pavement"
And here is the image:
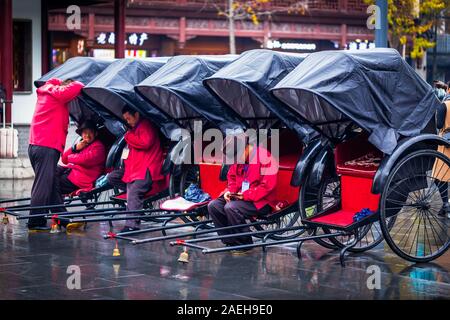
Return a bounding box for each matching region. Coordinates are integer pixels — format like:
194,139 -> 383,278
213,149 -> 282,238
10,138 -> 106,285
0,179 -> 449,300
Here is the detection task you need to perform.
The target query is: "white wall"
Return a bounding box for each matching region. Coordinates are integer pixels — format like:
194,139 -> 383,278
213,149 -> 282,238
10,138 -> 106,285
12,0 -> 42,125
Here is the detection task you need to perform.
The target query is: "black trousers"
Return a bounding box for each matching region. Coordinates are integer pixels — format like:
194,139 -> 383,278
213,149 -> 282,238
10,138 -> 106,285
55,166 -> 79,195
51,166 -> 80,214
107,168 -> 153,228
207,197 -> 271,246
28,145 -> 61,227
42,166 -> 81,228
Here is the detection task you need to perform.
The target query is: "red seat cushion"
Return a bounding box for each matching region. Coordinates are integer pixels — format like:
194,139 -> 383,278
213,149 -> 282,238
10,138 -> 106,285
278,153 -> 298,170
336,153 -> 381,179
310,209 -> 356,227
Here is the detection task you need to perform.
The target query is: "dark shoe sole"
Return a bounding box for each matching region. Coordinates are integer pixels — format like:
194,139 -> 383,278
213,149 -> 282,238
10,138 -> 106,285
28,226 -> 51,232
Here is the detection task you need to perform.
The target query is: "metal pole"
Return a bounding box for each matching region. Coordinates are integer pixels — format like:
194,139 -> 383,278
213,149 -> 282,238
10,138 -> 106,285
375,0 -> 388,48
114,0 -> 126,58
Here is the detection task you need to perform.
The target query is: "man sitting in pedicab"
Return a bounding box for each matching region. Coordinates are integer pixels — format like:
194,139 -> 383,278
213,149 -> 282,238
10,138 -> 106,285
107,105 -> 166,233
53,120 -> 106,231
208,135 -> 278,253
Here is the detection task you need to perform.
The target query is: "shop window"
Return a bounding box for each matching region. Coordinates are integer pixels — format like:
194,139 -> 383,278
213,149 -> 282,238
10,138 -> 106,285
13,19 -> 32,93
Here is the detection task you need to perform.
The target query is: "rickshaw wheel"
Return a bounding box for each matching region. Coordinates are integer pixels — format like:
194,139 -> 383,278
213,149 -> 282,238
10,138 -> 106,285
299,176 -> 341,249
380,149 -> 450,262
323,221 -> 388,253
251,205 -> 306,240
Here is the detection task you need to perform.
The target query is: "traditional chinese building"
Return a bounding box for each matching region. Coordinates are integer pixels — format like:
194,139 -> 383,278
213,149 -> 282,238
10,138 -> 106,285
48,0 -> 374,68
0,0 -> 373,169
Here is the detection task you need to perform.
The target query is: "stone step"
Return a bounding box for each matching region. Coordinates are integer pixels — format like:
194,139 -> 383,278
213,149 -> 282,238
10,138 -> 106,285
0,157 -> 34,179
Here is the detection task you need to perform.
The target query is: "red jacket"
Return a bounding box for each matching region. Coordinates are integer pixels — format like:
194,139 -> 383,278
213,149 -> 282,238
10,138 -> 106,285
122,118 -> 165,184
61,139 -> 106,189
29,78 -> 84,153
224,146 -> 278,210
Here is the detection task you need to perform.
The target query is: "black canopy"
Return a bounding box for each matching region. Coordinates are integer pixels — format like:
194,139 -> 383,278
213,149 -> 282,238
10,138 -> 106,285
204,49 -> 315,141
34,57 -> 112,87
272,48 -> 441,154
135,55 -> 246,135
82,58 -> 178,139
33,57 -> 125,136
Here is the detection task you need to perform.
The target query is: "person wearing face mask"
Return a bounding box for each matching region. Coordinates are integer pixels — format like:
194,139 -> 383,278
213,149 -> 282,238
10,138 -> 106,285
107,105 -> 166,233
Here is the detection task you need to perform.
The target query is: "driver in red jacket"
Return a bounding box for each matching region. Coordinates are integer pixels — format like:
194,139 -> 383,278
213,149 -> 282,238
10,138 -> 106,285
107,105 -> 166,233
28,78 -> 84,230
208,135 -> 278,254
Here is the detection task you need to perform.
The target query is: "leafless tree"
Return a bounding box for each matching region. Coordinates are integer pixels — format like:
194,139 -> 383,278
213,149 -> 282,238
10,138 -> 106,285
203,0 -> 308,54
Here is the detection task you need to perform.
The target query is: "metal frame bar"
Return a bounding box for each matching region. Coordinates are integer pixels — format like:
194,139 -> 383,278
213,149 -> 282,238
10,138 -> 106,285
127,219 -> 282,245
125,220 -> 299,244
174,230 -> 346,255
4,200 -> 115,215
105,219 -> 214,240
65,208 -> 206,224
0,196 -> 31,204
12,206 -> 126,220
170,225 -> 305,246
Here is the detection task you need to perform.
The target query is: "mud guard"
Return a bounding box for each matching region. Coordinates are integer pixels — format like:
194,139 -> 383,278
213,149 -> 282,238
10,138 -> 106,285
372,134 -> 450,194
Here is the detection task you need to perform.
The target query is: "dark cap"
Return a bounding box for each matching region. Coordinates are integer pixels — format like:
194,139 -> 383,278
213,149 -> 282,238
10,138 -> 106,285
76,120 -> 98,136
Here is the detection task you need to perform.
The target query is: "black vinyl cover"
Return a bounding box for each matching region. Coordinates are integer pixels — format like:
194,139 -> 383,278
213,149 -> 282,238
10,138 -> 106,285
82,58 -> 179,139
204,49 -> 315,142
135,55 -> 246,134
33,57 -> 125,136
34,57 -> 112,87
272,48 -> 441,154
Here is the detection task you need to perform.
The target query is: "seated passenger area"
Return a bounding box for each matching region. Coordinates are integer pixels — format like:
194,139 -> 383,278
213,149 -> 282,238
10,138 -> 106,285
309,134 -> 382,229
198,129 -> 302,214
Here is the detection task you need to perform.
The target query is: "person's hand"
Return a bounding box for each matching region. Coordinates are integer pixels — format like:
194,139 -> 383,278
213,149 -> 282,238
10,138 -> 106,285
234,192 -> 244,200
75,140 -> 88,151
224,191 -> 232,202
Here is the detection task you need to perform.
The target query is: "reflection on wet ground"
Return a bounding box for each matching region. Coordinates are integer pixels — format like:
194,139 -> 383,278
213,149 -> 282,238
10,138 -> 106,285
0,179 -> 449,300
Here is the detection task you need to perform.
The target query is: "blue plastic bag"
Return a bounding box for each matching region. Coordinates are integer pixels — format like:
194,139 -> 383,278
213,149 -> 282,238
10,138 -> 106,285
183,183 -> 211,203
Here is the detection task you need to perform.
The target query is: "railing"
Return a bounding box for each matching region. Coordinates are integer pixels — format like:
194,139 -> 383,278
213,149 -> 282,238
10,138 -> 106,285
131,0 -> 368,13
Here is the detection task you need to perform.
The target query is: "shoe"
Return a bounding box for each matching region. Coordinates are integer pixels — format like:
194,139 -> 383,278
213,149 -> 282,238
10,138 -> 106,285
119,226 -> 140,234
231,247 -> 253,256
65,222 -> 86,233
27,225 -> 51,232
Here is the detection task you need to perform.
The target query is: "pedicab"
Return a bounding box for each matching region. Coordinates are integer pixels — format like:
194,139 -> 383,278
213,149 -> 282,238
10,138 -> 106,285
270,48 -> 449,265
1,57 -> 126,228
96,54 -> 252,244
141,50 -> 316,257
49,57 -> 179,228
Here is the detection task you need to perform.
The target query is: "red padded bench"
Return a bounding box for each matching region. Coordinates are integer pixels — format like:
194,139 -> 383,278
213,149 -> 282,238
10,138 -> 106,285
307,135 -> 382,229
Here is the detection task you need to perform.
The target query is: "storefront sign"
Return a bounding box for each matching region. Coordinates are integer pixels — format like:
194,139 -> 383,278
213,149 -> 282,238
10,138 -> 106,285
92,49 -> 147,59
267,40 -> 317,51
347,40 -> 375,50
96,32 -> 149,46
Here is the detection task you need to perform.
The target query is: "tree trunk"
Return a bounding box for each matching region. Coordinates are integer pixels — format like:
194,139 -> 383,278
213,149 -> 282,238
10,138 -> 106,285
228,0 -> 236,54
